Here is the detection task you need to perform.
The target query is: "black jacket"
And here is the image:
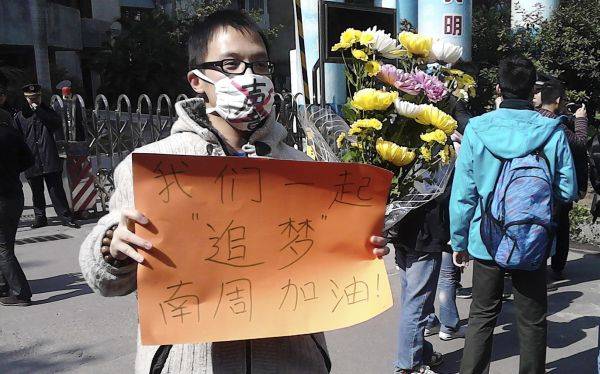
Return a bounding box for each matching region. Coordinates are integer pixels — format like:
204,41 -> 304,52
0,123 -> 33,197
392,186 -> 452,254
0,107 -> 14,128
14,103 -> 63,178
393,99 -> 472,254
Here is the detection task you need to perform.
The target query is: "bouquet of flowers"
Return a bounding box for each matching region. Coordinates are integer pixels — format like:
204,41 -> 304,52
328,27 -> 476,231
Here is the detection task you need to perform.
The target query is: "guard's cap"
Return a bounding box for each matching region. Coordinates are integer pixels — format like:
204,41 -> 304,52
22,84 -> 42,96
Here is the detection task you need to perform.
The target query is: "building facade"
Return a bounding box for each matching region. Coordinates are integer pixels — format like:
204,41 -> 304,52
0,0 -> 155,100
0,0 -> 295,101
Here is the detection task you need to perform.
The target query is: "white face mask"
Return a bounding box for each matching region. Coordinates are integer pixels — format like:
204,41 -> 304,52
192,69 -> 275,132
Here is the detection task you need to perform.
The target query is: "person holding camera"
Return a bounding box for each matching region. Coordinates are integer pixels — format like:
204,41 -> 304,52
536,79 -> 588,280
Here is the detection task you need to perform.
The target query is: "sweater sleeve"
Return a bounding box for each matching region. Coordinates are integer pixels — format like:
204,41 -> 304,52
571,117 -> 588,150
79,155 -> 138,297
449,126 -> 478,252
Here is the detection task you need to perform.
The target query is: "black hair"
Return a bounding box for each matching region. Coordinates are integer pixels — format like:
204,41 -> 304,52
541,79 -> 565,105
498,56 -> 537,100
187,10 -> 269,70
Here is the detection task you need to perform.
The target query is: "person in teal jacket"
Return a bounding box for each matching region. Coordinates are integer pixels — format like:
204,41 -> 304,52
449,56 -> 578,374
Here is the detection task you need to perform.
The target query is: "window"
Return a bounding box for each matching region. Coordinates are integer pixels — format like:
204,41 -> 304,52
247,0 -> 264,10
241,0 -> 268,28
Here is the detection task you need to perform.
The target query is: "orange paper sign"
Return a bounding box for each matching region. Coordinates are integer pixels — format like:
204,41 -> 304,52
132,153 -> 394,345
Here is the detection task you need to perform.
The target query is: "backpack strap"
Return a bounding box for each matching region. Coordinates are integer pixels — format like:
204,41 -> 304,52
149,345 -> 172,374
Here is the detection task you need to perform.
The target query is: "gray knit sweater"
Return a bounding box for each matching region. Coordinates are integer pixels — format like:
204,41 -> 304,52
79,98 -> 330,374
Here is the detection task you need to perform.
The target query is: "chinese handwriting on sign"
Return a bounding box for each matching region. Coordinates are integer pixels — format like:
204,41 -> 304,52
215,165 -> 262,204
159,281 -> 200,325
153,161 -> 192,203
206,220 -> 265,268
214,279 -> 253,321
133,153 -> 395,345
279,279 -> 318,311
278,218 -> 315,270
329,170 -> 373,209
330,277 -> 370,313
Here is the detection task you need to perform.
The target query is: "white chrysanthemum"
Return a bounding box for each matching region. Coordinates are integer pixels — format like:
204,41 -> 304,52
394,99 -> 423,119
429,40 -> 463,64
363,26 -> 403,59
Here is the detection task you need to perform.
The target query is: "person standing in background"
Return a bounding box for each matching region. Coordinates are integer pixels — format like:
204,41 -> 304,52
536,79 -> 588,280
13,84 -> 79,229
0,119 -> 34,306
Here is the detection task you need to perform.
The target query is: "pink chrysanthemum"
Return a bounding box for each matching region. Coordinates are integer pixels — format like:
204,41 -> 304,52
412,70 -> 448,103
377,64 -> 419,95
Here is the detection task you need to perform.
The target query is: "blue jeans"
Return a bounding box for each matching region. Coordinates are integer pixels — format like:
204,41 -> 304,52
426,251 -> 461,334
395,250 -> 442,370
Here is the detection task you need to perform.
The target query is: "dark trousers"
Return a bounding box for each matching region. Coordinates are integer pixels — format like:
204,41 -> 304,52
551,202 -> 572,273
0,191 -> 32,299
460,260 -> 547,374
27,172 -> 71,220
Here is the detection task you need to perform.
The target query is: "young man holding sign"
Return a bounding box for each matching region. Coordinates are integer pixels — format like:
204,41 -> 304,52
79,10 -> 388,373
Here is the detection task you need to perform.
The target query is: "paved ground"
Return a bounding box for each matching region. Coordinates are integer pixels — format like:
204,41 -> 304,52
1,188 -> 599,373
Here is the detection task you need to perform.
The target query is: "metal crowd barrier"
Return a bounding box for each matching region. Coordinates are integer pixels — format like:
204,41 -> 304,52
51,92 -> 306,213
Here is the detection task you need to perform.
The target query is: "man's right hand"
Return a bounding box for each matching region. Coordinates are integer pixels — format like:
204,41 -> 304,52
453,251 -> 470,270
575,103 -> 587,119
109,209 -> 153,263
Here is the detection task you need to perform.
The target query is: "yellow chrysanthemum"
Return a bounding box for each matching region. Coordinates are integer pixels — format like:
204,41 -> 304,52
341,28 -> 362,45
376,138 -> 416,167
348,125 -> 362,136
445,68 -> 465,76
359,32 -> 375,46
355,118 -> 383,130
398,31 -> 433,57
352,49 -> 368,61
336,132 -> 346,148
420,146 -> 432,162
415,105 -> 457,135
365,60 -> 382,77
458,73 -> 476,86
420,129 -> 448,145
332,42 -> 351,51
351,88 -> 398,111
438,145 -> 452,164
348,118 -> 383,135
306,145 -> 316,160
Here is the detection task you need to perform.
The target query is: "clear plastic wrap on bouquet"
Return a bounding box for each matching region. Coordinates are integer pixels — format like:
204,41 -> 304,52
296,101 -> 454,234
296,104 -> 348,162
383,158 -> 454,233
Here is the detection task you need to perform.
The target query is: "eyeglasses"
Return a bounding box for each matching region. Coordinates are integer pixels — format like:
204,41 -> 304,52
197,59 -> 275,76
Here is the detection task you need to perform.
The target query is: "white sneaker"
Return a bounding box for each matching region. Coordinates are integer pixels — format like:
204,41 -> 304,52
439,324 -> 468,341
424,324 -> 440,337
395,366 -> 438,374
413,365 -> 438,374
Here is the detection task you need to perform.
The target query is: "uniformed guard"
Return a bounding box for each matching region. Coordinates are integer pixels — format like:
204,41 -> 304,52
14,84 -> 79,229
